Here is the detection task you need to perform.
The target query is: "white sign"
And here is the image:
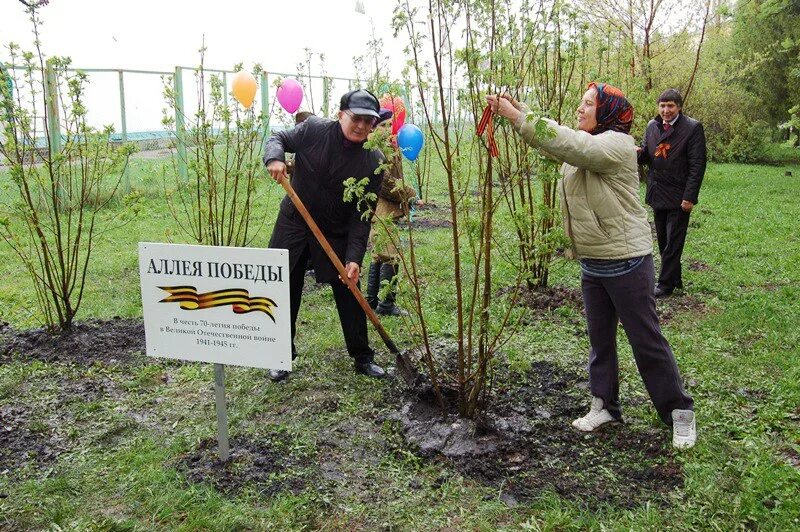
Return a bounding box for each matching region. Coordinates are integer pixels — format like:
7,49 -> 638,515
139,242 -> 291,370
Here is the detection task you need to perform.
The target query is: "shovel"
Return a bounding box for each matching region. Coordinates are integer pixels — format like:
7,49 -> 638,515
276,175 -> 419,386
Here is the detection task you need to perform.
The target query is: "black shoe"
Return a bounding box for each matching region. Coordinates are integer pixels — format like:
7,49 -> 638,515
366,262 -> 381,309
268,369 -> 290,382
354,361 -> 386,378
376,302 -> 407,316
654,286 -> 673,298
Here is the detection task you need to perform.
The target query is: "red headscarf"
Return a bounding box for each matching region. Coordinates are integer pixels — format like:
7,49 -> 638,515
587,82 -> 634,135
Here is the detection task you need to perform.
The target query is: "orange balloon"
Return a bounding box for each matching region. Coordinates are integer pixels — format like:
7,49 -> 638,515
231,71 -> 257,109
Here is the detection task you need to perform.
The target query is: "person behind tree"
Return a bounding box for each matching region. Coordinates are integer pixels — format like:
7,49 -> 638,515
263,90 -> 387,382
365,113 -> 418,316
637,89 -> 707,298
487,83 -> 697,449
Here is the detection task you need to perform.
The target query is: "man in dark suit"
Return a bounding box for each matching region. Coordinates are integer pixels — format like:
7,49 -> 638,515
638,89 -> 707,297
263,89 -> 386,381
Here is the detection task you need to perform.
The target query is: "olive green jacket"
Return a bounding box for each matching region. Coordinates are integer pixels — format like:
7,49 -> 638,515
513,107 -> 652,260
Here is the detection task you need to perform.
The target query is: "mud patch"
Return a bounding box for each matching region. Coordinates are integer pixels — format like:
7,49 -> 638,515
656,293 -> 707,324
688,260 -> 712,271
779,447 -> 800,470
0,405 -> 65,477
413,201 -> 443,213
315,418 -> 390,498
0,317 -> 145,365
399,217 -> 453,230
499,285 -> 583,316
761,281 -> 791,292
392,361 -> 682,509
54,376 -> 118,406
175,432 -> 315,496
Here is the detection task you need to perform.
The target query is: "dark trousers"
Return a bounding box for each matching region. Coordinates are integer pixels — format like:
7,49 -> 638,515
581,255 -> 693,425
289,245 -> 374,363
653,208 -> 690,290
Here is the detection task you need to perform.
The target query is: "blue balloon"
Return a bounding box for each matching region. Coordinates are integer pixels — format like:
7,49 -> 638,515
397,124 -> 424,162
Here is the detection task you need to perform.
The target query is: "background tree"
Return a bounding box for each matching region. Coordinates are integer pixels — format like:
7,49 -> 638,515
161,45 -> 273,247
0,3 -> 133,330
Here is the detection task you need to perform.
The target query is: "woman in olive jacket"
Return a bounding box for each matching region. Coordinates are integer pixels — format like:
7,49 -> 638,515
488,83 -> 696,449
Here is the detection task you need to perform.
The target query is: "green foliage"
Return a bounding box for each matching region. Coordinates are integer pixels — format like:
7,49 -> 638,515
731,0 -> 800,127
342,176 -> 376,221
687,74 -> 772,163
0,5 -> 134,330
161,47 -> 272,247
680,1 -> 800,163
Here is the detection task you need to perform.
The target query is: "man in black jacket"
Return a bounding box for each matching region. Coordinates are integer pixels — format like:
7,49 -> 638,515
263,89 -> 386,381
638,89 -> 707,297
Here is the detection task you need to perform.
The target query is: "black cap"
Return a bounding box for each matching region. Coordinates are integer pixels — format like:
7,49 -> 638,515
340,89 -> 380,118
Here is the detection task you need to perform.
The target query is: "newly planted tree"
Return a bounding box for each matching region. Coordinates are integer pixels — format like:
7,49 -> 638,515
392,0 -> 530,417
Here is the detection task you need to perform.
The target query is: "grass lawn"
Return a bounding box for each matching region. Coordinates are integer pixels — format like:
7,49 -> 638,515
0,155 -> 798,530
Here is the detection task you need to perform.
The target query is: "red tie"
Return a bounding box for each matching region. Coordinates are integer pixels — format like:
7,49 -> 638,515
663,122 -> 671,132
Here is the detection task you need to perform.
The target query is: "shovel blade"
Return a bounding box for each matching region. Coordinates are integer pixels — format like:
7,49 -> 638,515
395,351 -> 418,387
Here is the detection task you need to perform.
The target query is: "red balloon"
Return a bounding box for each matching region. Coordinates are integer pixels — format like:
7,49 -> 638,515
379,94 -> 407,135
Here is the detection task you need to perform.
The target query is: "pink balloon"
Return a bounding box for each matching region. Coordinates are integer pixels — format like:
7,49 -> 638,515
277,78 -> 304,114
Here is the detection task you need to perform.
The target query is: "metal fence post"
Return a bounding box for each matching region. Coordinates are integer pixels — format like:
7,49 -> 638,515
403,81 -> 413,124
322,76 -> 330,118
173,66 -> 188,181
260,70 -> 270,140
44,59 -> 64,207
222,71 -> 228,107
223,70 -> 230,134
118,70 -> 130,193
44,60 -> 62,156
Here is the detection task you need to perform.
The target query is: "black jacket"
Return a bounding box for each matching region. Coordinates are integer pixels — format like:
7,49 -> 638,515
638,114 -> 707,210
264,116 -> 383,283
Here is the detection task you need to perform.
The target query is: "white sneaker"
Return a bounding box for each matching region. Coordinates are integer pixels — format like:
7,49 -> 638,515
572,397 -> 616,432
672,409 -> 696,449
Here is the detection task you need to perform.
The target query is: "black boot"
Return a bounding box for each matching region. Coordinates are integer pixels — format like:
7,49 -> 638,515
366,262 -> 381,309
354,359 -> 386,378
376,263 -> 406,316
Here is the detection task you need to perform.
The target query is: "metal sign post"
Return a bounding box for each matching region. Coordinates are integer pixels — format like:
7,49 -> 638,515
213,363 -> 230,461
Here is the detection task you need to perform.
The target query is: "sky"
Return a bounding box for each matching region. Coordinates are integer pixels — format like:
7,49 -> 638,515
1,0 -> 408,132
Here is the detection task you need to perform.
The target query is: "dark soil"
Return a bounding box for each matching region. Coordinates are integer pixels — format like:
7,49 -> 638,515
688,259 -> 712,271
0,405 -> 65,477
780,447 -> 800,470
761,281 -> 791,292
0,317 -> 145,365
398,217 -> 453,230
413,201 -> 443,212
656,293 -> 707,324
391,361 -> 683,509
175,433 -> 315,496
500,284 -> 584,316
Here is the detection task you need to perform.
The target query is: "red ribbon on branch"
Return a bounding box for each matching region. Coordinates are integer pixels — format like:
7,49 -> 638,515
476,105 -> 500,158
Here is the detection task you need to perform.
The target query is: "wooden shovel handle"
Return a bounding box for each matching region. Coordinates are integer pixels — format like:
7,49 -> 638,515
277,177 -> 399,354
